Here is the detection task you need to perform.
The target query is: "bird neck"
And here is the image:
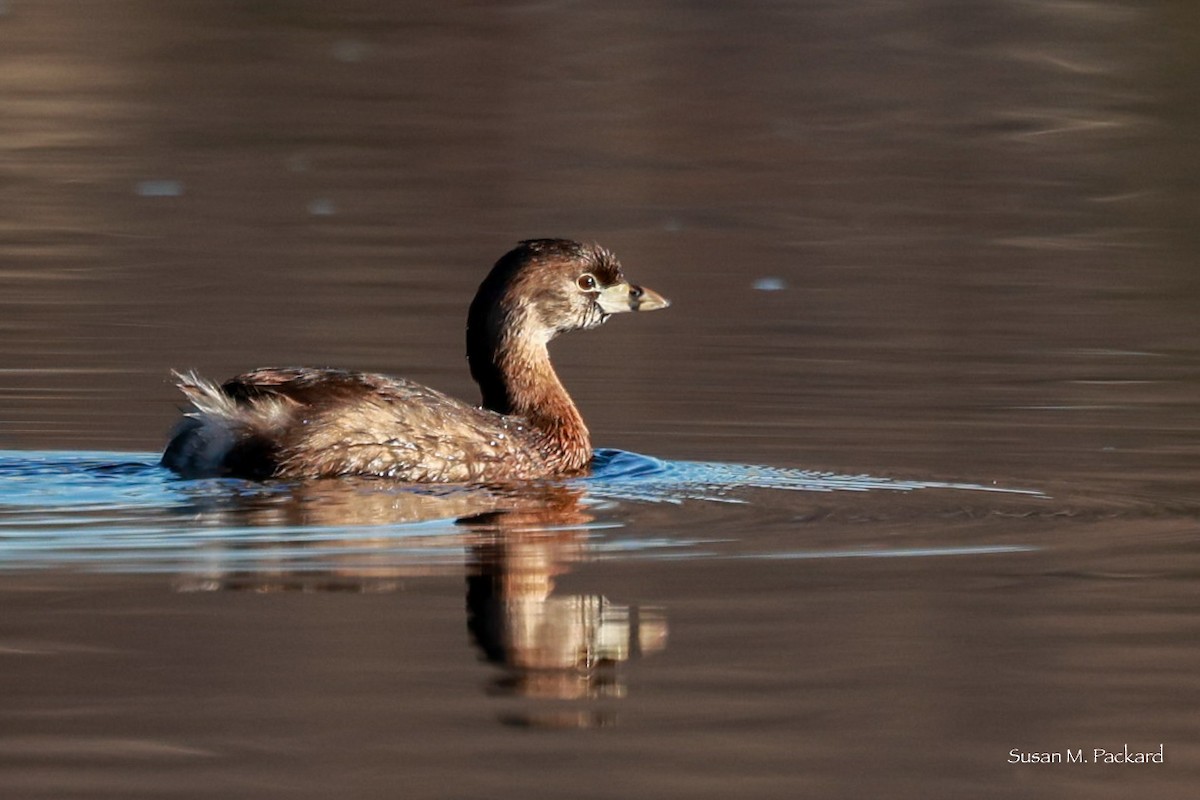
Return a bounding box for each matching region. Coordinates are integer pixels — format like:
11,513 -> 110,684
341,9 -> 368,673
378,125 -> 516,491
468,303 -> 591,471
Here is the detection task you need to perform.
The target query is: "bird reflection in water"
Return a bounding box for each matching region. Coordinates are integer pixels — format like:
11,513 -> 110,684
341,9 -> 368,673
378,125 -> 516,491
171,480 -> 667,727
459,490 -> 668,728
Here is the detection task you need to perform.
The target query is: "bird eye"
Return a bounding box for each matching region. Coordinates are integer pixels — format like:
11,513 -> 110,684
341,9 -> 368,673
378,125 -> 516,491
576,273 -> 598,291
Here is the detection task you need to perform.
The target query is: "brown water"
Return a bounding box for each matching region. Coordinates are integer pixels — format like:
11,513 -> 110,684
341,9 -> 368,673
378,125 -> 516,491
3,1 -> 1200,797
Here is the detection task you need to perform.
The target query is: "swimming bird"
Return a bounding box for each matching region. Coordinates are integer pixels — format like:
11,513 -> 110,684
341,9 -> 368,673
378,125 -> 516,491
162,239 -> 669,481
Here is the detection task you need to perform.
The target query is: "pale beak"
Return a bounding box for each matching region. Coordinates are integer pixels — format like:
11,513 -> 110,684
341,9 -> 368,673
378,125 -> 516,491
595,282 -> 670,314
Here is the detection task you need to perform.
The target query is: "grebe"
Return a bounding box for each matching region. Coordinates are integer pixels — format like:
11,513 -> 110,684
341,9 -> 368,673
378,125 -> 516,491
162,239 -> 669,481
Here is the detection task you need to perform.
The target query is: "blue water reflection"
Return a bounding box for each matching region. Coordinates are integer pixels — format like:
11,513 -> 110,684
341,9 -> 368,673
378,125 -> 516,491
0,448 -> 1043,574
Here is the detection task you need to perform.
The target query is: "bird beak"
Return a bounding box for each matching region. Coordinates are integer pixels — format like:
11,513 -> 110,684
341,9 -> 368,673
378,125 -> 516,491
596,282 -> 671,314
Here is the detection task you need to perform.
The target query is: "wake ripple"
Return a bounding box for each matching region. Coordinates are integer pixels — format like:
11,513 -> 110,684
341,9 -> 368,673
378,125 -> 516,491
584,449 -> 1044,504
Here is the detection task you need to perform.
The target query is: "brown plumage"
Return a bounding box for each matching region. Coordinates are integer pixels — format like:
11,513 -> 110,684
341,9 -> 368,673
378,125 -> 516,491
161,239 -> 669,482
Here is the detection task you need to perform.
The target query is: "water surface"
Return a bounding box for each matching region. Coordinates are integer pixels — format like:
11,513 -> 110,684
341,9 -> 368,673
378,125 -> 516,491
3,1 -> 1200,797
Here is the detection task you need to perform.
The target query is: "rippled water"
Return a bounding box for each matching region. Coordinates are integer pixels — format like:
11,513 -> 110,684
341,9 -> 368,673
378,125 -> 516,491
0,448 -> 1044,574
4,0 -> 1200,798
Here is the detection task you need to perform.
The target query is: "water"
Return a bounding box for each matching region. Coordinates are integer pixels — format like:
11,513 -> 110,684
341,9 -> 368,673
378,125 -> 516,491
4,0 -> 1200,797
0,448 -> 1044,574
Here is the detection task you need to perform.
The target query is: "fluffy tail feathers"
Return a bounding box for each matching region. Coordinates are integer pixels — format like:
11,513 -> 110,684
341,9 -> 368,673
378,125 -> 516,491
161,370 -> 287,479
